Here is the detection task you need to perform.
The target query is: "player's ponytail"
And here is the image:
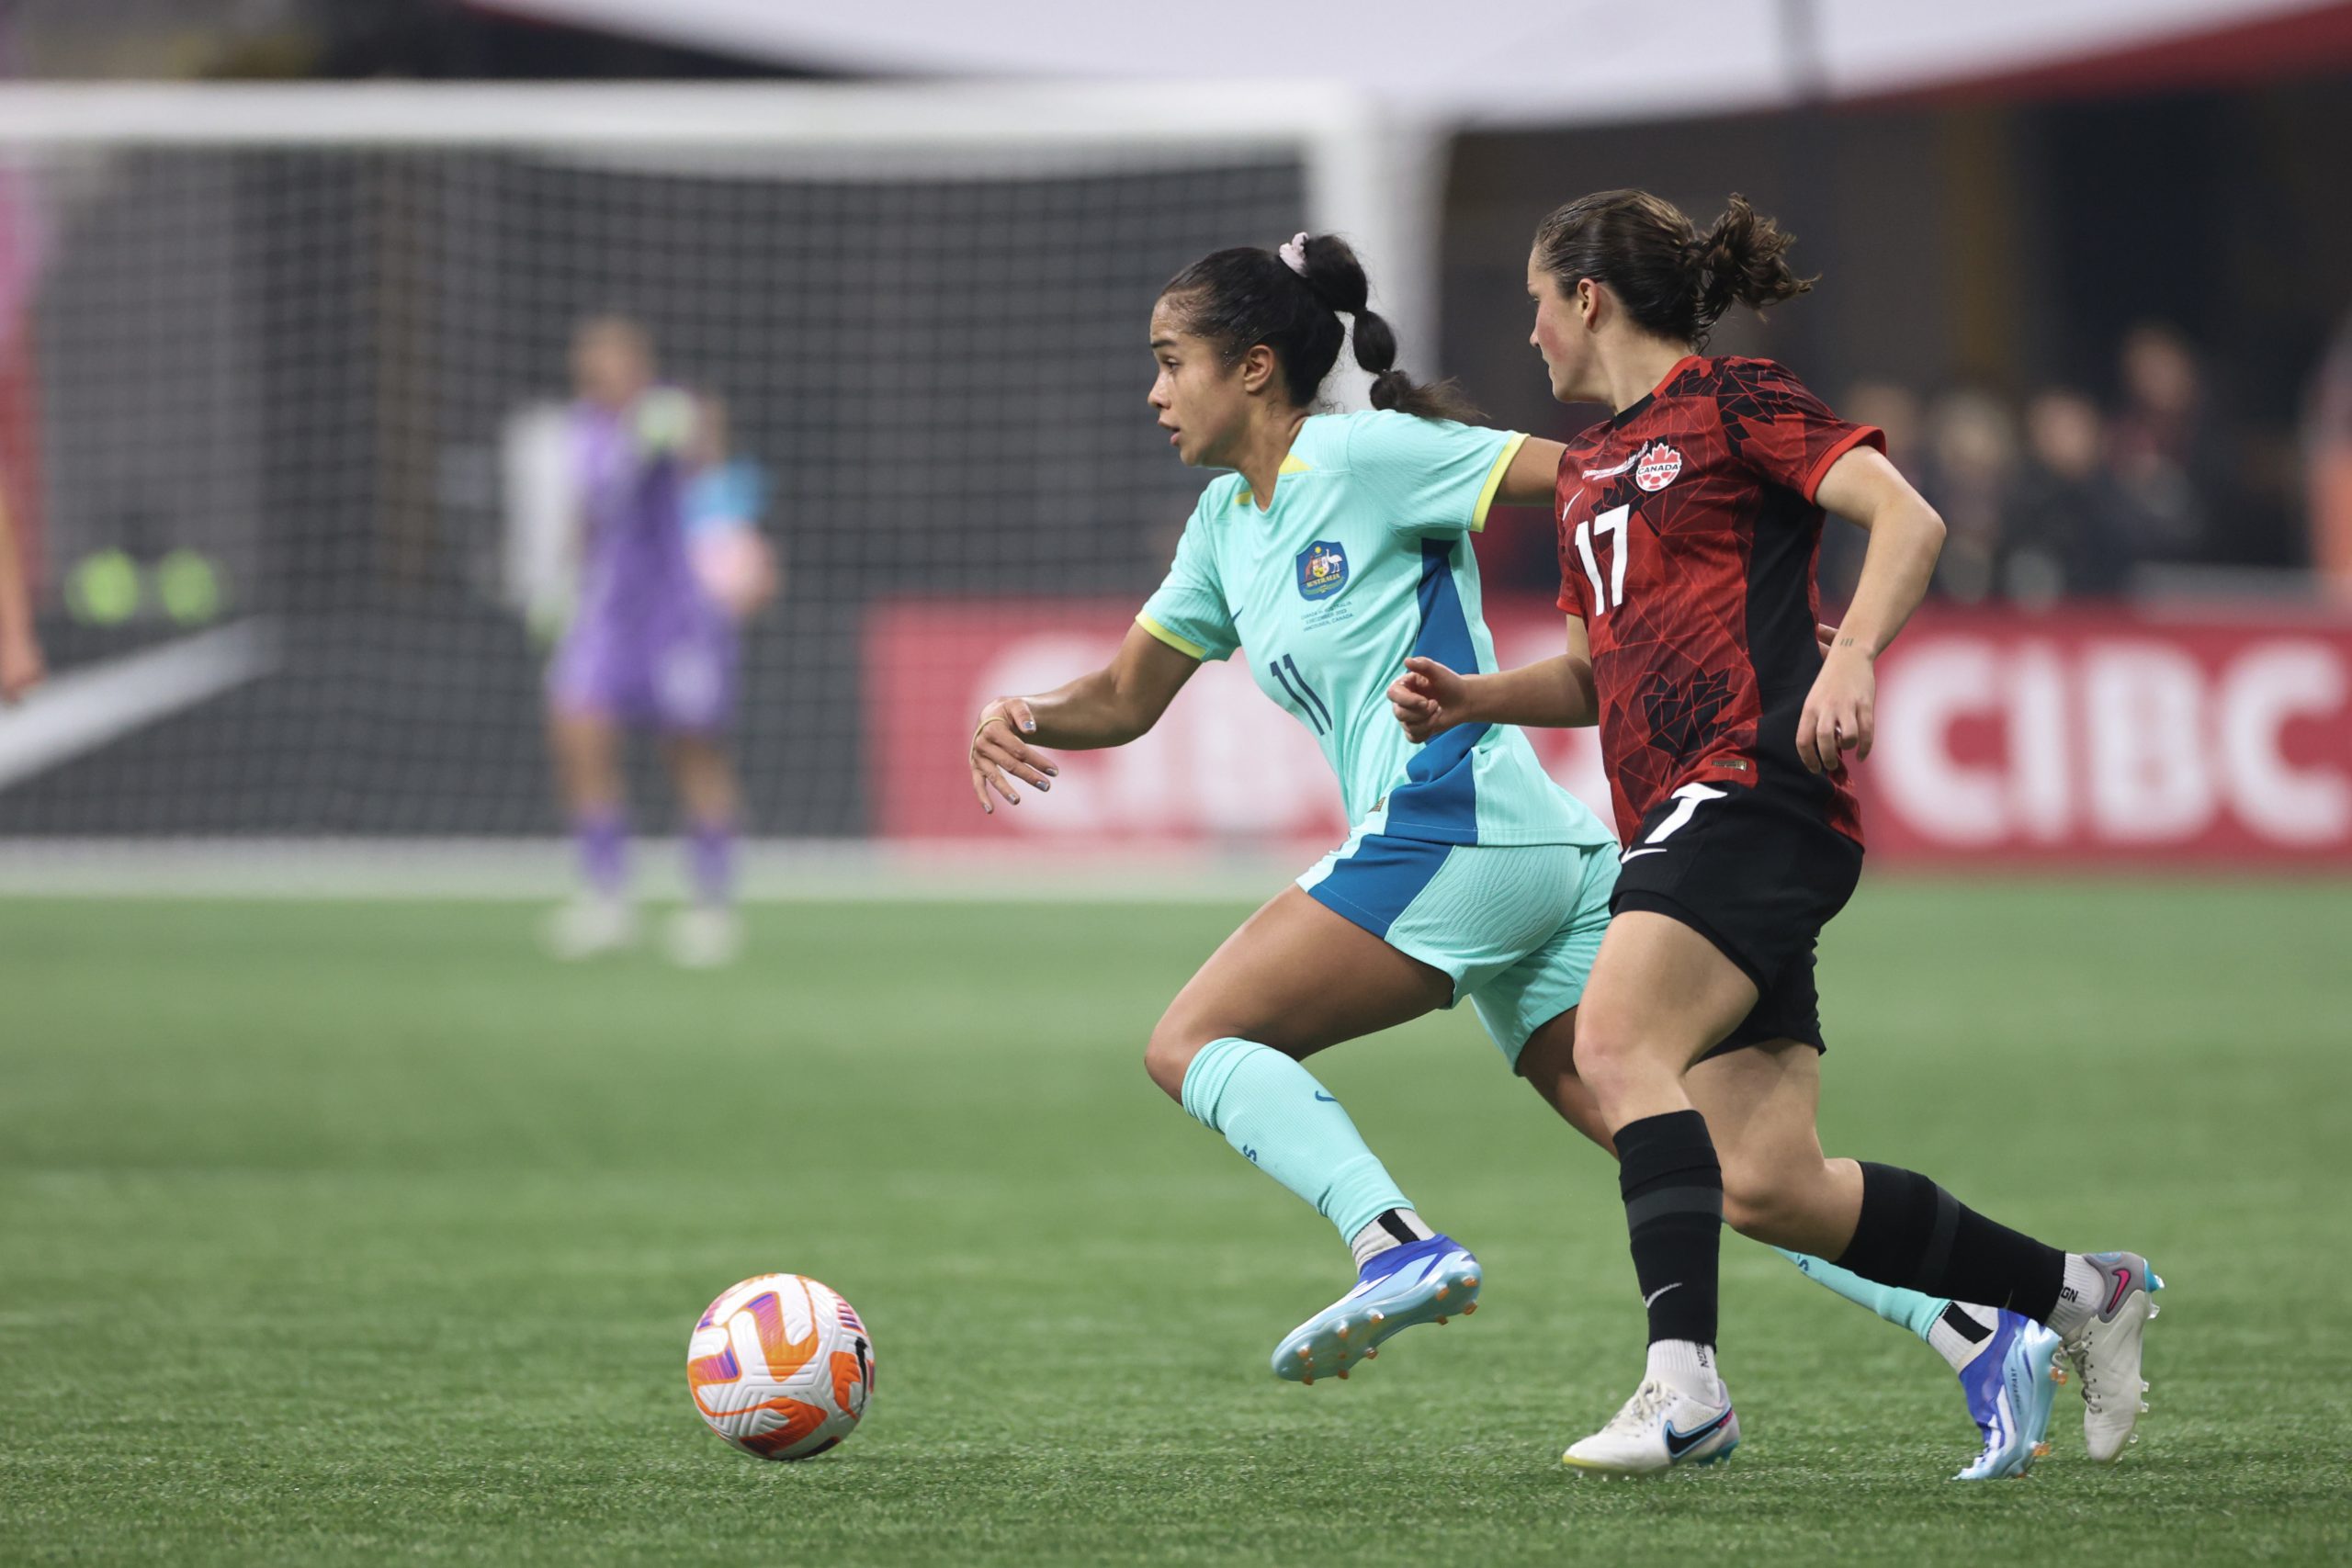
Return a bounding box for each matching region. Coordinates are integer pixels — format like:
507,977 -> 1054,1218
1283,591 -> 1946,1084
1688,196 -> 1811,333
1160,233 -> 1482,423
1533,188 -> 1815,349
1294,234 -> 1484,424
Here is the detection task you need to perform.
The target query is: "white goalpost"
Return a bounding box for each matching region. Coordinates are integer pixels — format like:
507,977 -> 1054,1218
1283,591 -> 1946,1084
0,81 -> 1436,897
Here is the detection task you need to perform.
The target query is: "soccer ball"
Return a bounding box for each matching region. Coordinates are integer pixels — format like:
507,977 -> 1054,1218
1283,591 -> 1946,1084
687,1273 -> 875,1461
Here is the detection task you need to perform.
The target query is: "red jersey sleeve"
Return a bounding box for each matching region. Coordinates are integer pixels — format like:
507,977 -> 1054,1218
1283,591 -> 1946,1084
1717,359 -> 1885,503
1555,527 -> 1592,616
1555,570 -> 1591,616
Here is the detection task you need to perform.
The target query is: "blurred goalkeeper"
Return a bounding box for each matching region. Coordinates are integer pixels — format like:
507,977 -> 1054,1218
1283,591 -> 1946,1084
541,316 -> 771,967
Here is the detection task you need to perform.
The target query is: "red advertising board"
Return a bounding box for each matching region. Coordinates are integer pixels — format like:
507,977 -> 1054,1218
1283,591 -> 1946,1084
1861,606 -> 2352,865
866,599 -> 2352,868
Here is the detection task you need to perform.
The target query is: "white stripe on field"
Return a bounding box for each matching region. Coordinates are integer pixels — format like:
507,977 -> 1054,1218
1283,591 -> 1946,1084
0,837 -> 1297,903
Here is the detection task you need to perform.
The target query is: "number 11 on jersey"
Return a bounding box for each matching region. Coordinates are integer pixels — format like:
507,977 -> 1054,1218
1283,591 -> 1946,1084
1575,503 -> 1631,615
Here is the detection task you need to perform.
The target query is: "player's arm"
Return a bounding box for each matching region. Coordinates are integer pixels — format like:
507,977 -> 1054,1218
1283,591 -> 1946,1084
1386,615 -> 1598,741
0,481 -> 45,705
968,623 -> 1199,812
1800,445 -> 1946,773
1493,437 -> 1567,508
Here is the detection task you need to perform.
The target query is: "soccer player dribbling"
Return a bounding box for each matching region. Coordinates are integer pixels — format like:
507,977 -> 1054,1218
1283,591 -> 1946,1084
543,317 -> 751,968
1391,190 -> 2163,1475
967,233 -> 2083,1479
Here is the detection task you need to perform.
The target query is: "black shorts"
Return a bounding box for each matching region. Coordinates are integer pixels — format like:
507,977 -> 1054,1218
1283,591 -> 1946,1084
1609,780 -> 1864,1060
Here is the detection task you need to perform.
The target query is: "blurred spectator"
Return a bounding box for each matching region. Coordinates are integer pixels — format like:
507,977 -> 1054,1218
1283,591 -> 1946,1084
2003,389 -> 2139,604
1526,323 -> 2314,611
2107,322 -> 2223,564
2308,308 -> 2352,606
1919,389 -> 2018,604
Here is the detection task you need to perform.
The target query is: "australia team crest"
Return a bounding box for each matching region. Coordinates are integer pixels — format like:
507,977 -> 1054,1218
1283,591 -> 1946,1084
1295,540 -> 1349,601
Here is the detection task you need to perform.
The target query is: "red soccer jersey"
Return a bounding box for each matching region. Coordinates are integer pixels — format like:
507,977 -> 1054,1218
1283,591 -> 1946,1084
1555,355 -> 1881,846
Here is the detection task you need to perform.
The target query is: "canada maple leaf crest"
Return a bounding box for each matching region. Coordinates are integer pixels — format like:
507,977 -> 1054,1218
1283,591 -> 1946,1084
1634,442 -> 1683,492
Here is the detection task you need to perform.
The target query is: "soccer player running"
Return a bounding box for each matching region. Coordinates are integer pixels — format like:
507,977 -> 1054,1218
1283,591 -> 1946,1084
1390,191 -> 2162,1476
968,237 -> 2064,1477
544,317 -> 749,968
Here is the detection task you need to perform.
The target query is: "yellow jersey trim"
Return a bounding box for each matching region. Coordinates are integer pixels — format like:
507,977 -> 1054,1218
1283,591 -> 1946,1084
1234,453 -> 1314,509
1135,613 -> 1207,660
1470,431 -> 1530,533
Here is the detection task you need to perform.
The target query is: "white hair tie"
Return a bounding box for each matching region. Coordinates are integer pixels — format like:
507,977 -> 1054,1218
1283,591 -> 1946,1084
1278,231 -> 1310,276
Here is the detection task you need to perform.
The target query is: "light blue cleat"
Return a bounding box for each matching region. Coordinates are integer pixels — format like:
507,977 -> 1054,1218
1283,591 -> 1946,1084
1952,1311 -> 2065,1480
1271,1235 -> 1480,1383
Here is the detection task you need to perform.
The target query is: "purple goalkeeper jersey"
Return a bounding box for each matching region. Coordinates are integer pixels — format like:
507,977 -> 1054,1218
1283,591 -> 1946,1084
548,397 -> 738,731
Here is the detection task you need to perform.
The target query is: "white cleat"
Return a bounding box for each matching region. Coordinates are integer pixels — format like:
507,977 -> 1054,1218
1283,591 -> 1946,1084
543,895 -> 637,960
666,907 -> 742,969
1562,1378 -> 1740,1477
2063,1251 -> 2165,1462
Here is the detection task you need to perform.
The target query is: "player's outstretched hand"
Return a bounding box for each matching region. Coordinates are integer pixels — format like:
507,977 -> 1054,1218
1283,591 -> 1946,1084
1387,656 -> 1471,744
968,696 -> 1058,815
1797,644 -> 1873,774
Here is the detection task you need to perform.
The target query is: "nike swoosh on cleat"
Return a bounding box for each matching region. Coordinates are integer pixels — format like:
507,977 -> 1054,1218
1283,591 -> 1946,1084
1313,1092 -> 1339,1102
1642,1282 -> 1681,1308
2102,1266 -> 2134,1316
1663,1409 -> 1734,1460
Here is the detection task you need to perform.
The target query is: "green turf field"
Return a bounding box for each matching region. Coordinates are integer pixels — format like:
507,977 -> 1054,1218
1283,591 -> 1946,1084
3,881 -> 2348,1566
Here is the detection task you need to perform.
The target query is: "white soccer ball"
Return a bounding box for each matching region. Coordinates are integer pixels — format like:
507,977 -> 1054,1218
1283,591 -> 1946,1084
687,1273 -> 875,1461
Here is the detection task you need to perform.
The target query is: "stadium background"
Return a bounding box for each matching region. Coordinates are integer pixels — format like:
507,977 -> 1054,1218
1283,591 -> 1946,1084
2,6 -> 2347,1567
1,0 -> 2346,869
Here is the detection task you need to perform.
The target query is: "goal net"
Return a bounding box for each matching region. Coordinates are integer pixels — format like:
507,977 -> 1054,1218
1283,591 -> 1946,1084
0,83 -> 1427,883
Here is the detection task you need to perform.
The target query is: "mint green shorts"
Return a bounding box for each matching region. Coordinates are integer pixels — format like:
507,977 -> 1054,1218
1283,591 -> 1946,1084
1298,828 -> 1619,1067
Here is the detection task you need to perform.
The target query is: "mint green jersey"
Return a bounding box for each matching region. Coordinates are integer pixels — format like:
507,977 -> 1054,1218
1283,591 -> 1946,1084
1138,410 -> 1613,851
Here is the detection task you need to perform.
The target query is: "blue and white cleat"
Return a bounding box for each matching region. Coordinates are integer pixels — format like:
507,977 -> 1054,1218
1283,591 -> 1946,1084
1952,1311 -> 2064,1480
1562,1379 -> 1740,1476
1271,1235 -> 1480,1384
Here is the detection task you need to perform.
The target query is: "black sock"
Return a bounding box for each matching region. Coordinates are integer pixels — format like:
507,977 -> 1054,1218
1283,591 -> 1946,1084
1834,1163 -> 2067,1321
1614,1110 -> 1722,1347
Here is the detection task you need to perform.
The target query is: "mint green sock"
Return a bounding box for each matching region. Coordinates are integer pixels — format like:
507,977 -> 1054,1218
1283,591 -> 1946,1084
1179,1037 -> 1412,1245
1774,1246 -> 1949,1341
